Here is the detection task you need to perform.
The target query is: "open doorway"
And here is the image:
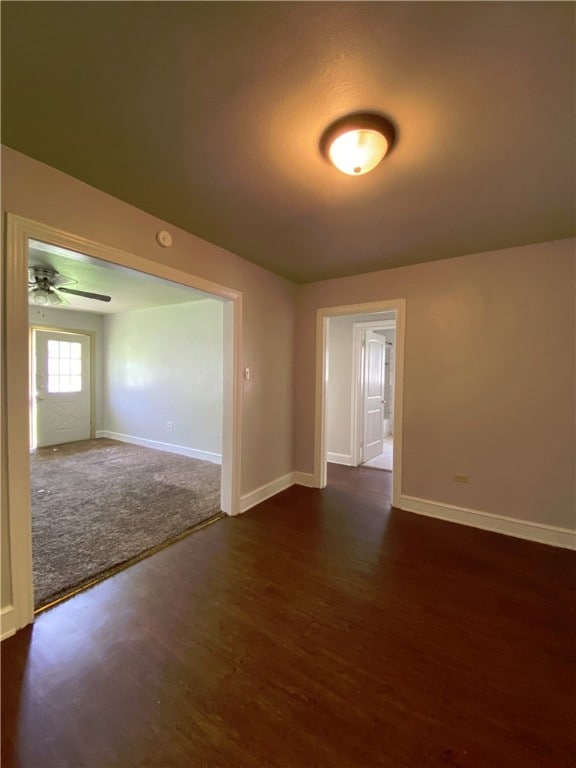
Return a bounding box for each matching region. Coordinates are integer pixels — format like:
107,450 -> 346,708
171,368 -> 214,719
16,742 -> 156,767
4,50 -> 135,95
326,311 -> 396,476
314,300 -> 405,508
3,213 -> 242,635
27,239 -> 229,610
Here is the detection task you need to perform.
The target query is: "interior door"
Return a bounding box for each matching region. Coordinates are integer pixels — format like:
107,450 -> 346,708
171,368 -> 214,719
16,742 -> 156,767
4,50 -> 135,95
362,330 -> 386,463
33,329 -> 91,447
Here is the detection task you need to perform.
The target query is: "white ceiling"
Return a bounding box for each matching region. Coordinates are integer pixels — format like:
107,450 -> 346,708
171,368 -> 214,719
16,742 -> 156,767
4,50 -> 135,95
4,3 -> 575,283
28,240 -> 213,314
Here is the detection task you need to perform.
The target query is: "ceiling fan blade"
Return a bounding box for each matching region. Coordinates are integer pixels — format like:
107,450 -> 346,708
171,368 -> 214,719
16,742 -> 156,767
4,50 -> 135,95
58,287 -> 112,302
52,273 -> 77,287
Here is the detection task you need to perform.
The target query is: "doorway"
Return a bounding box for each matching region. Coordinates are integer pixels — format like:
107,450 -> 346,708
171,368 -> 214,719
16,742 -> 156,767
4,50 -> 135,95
27,240 -> 228,610
4,213 -> 242,634
314,300 -> 405,508
326,313 -> 396,474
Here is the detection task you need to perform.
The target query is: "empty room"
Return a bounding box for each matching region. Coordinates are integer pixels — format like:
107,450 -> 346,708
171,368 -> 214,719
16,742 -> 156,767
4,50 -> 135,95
27,241 -> 226,610
1,2 -> 574,767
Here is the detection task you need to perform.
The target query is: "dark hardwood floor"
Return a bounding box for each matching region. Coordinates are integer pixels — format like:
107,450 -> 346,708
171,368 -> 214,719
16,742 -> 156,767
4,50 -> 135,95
2,465 -> 575,767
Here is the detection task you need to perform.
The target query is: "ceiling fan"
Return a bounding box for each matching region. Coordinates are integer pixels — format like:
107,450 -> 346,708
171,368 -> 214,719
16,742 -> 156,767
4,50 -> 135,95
28,266 -> 111,306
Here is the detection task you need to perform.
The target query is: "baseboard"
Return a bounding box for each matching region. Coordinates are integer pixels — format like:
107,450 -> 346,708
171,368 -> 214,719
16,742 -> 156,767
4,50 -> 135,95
240,473 -> 295,513
96,431 -> 222,465
293,471 -> 317,488
327,452 -> 353,466
400,495 -> 576,550
1,605 -> 17,642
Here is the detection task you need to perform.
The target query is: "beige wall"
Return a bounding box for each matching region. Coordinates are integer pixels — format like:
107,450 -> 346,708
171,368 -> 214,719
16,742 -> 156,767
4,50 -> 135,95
295,239 -> 576,529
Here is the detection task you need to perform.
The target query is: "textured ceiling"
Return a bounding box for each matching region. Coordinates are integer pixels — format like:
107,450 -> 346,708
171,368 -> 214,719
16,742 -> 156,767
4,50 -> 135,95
3,2 -> 575,283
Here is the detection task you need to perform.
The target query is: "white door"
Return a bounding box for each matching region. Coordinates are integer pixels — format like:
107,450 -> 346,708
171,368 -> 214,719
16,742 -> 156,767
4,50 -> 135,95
33,330 -> 91,447
362,331 -> 386,463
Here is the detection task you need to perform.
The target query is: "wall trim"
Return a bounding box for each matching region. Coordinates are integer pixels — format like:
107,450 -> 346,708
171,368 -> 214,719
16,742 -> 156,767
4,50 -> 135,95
327,452 -> 354,466
293,471 -> 317,488
240,473 -> 294,513
240,469 -> 321,513
1,605 -> 17,642
400,495 -> 576,550
96,430 -> 222,464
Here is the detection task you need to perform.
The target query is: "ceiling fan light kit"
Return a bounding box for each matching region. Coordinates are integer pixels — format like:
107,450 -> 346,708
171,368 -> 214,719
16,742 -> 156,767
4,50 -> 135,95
320,112 -> 396,176
30,287 -> 63,306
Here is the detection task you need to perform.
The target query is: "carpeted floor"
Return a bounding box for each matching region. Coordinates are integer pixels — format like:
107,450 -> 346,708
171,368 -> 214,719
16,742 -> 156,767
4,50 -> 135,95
30,438 -> 222,609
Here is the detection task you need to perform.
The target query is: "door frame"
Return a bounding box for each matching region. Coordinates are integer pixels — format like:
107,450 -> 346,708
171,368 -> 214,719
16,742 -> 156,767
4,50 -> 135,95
29,326 -> 97,448
351,319 -> 397,467
314,299 -> 406,507
3,213 -> 243,637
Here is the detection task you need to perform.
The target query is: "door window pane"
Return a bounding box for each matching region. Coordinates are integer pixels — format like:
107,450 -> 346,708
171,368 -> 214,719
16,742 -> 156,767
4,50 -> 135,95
46,339 -> 82,393
48,358 -> 60,375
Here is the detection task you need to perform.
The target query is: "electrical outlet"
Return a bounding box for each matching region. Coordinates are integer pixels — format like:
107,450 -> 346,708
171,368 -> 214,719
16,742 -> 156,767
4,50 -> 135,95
453,473 -> 469,484
166,421 -> 175,429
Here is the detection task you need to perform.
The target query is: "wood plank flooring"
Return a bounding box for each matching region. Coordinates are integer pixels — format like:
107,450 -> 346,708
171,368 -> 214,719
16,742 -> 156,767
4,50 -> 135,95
2,465 -> 575,767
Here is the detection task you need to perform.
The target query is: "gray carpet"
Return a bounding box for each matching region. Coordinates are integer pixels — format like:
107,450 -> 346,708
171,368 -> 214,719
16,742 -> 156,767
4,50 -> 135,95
30,438 -> 222,609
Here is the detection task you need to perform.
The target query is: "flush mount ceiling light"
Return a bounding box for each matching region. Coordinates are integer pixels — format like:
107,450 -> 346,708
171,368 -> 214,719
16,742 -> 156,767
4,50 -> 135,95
320,112 -> 396,176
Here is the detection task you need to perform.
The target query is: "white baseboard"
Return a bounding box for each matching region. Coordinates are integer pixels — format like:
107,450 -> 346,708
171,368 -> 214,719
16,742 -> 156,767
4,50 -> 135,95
240,473 -> 294,513
400,495 -> 576,550
293,471 -> 317,488
241,470 -> 320,512
1,605 -> 17,642
96,431 -> 222,465
327,452 -> 353,466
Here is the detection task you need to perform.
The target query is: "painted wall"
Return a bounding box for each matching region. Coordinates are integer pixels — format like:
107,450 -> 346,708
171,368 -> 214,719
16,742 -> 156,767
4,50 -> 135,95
326,315 -> 355,463
28,305 -> 105,431
296,238 -> 576,530
102,300 -> 223,459
1,146 -> 295,614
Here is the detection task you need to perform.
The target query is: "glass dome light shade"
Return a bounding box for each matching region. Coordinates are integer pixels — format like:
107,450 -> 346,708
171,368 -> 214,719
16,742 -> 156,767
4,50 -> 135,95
31,287 -> 62,305
328,129 -> 389,176
320,112 -> 395,176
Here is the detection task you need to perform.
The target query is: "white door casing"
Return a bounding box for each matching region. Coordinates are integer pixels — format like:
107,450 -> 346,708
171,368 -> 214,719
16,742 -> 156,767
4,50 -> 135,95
362,330 -> 386,463
33,330 -> 91,447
